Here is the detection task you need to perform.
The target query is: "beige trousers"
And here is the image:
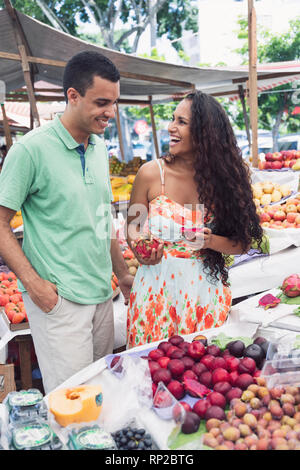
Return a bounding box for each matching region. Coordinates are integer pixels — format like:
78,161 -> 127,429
22,293 -> 114,394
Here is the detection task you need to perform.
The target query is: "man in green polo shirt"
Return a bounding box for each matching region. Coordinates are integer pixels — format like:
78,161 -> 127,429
0,51 -> 133,393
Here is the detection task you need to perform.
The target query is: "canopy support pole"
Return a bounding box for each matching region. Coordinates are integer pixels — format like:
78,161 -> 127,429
0,102 -> 13,150
116,103 -> 125,161
4,0 -> 40,128
238,85 -> 251,147
149,96 -> 160,159
248,0 -> 258,167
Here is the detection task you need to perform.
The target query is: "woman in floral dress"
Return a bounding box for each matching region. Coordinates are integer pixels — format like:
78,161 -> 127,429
126,91 -> 263,349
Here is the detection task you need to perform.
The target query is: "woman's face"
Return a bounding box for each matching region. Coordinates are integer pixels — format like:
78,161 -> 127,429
168,99 -> 194,159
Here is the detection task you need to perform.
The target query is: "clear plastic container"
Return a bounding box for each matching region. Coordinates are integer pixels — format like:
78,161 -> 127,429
260,333 -> 300,387
8,419 -> 64,450
4,389 -> 48,424
67,425 -> 117,450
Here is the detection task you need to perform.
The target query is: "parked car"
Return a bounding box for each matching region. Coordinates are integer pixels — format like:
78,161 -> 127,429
240,137 -> 273,160
278,134 -> 300,151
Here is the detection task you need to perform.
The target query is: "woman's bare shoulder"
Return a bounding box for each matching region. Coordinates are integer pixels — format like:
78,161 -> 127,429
135,159 -> 160,183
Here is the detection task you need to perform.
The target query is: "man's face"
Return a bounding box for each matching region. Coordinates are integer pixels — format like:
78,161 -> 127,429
67,75 -> 120,135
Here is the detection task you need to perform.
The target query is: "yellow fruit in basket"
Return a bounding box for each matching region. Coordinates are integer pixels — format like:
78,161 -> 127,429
271,189 -> 282,203
280,184 -> 292,198
253,198 -> 260,208
253,187 -> 264,199
292,160 -> 300,171
262,182 -> 274,194
260,194 -> 272,206
285,204 -> 297,213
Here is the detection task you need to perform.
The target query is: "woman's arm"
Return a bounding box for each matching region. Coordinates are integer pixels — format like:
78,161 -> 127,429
206,232 -> 251,255
125,163 -> 164,265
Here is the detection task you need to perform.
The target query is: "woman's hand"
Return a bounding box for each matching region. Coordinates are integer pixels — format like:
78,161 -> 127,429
130,240 -> 164,266
184,227 -> 213,251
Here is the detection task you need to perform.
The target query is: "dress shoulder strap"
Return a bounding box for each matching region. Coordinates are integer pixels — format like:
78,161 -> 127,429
155,158 -> 165,195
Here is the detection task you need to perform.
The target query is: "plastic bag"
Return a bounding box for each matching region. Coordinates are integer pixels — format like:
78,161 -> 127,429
101,354 -> 153,433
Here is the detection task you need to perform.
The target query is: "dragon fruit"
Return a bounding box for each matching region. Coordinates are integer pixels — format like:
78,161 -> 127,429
183,378 -> 210,398
133,235 -> 160,259
281,274 -> 300,298
258,293 -> 281,310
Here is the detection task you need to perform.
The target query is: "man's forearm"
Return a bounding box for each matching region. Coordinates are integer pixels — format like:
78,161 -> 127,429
110,227 -> 128,279
0,221 -> 40,289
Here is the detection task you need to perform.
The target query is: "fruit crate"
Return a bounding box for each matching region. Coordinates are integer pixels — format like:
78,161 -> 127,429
0,308 -> 29,332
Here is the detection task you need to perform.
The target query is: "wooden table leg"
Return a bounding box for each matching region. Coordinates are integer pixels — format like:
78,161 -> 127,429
15,335 -> 32,390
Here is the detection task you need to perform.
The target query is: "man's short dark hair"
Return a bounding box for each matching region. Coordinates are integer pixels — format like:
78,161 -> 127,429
63,50 -> 120,102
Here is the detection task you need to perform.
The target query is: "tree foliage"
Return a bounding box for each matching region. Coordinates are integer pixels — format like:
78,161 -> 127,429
232,16 -> 300,146
0,0 -> 198,53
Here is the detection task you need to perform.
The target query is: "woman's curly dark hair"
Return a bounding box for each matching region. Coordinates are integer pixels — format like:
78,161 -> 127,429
164,90 -> 264,286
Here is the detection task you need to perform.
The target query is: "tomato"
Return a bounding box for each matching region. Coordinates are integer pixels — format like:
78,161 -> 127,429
7,272 -> 17,281
12,311 -> 26,324
1,280 -> 10,288
5,302 -> 17,314
0,294 -> 10,306
6,287 -> 17,296
9,293 -> 22,304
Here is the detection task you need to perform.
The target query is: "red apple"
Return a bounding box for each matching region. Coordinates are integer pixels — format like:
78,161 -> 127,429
167,380 -> 185,400
193,398 -> 210,418
260,212 -> 271,223
207,391 -> 226,409
273,210 -> 286,221
225,356 -> 240,372
187,341 -> 205,360
211,368 -> 230,385
148,349 -> 164,361
211,356 -> 227,370
271,161 -> 283,170
200,354 -> 215,370
238,357 -> 256,375
272,152 -> 283,161
228,370 -> 239,386
167,359 -> 185,379
265,152 -> 274,162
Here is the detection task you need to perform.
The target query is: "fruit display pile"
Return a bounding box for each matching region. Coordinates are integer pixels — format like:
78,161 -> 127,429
258,194 -> 300,229
109,156 -> 145,177
202,379 -> 300,450
252,181 -> 292,207
141,334 -> 270,434
258,150 -> 300,171
0,271 -> 28,324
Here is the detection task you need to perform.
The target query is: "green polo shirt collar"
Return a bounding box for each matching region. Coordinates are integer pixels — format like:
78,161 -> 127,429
52,114 -> 97,149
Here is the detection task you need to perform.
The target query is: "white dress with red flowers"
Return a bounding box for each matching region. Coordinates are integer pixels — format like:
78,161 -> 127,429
126,159 -> 231,349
